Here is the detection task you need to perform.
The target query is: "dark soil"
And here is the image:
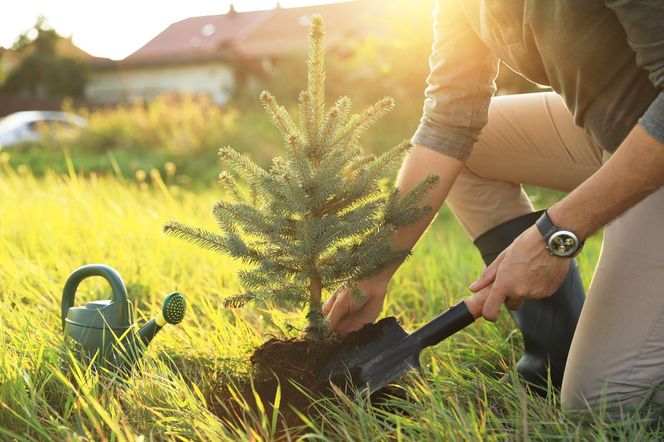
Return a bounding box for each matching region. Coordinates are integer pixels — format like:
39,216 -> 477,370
208,316 -> 410,429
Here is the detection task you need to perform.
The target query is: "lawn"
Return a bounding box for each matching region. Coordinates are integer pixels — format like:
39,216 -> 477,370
1,161 -> 661,441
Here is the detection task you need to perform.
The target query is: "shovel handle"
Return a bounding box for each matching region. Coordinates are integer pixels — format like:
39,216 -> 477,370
410,301 -> 475,349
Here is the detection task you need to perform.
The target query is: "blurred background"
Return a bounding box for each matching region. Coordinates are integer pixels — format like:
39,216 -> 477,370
0,0 -> 543,187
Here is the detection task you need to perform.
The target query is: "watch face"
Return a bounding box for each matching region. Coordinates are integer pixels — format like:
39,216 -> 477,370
547,230 -> 579,257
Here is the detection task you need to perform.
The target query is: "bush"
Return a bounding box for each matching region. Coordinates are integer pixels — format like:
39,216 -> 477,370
6,94 -> 250,185
69,94 -> 238,154
8,90 -> 417,186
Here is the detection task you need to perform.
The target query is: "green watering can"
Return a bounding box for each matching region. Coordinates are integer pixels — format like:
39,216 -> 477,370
61,264 -> 186,370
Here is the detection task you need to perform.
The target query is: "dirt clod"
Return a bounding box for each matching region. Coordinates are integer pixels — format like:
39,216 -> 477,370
208,317 -> 406,428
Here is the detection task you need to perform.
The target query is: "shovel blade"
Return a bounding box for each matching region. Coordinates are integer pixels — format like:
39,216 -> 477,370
324,301 -> 475,394
359,346 -> 421,393
324,317 -> 409,391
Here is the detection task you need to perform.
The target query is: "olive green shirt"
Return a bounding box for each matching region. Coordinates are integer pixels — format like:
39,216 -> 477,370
412,0 -> 664,161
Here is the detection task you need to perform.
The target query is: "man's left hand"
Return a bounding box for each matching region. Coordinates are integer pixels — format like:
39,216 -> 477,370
465,224 -> 571,321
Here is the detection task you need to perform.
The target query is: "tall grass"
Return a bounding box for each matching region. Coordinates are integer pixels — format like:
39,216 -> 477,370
63,95 -> 240,154
1,161 -> 661,440
5,91 -> 421,187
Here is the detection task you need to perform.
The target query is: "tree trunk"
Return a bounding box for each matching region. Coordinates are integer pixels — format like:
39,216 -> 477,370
304,275 -> 328,339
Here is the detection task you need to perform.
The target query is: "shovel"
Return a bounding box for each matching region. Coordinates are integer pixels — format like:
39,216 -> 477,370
324,300 -> 475,393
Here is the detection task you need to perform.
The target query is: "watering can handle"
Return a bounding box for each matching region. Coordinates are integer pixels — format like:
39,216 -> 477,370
61,264 -> 129,330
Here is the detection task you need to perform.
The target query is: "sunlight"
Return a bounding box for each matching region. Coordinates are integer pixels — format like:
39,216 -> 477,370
0,0 -> 355,60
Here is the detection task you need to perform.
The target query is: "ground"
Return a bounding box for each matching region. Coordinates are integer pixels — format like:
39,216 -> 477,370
1,162 -> 662,441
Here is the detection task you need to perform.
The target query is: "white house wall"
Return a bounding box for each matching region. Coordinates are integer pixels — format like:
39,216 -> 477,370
86,62 -> 235,105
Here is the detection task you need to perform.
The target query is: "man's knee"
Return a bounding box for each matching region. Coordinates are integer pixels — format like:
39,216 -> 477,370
446,166 -> 532,239
561,373 -> 595,412
561,372 -> 662,413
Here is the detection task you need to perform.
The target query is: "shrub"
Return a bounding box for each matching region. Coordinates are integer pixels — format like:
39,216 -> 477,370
69,94 -> 238,154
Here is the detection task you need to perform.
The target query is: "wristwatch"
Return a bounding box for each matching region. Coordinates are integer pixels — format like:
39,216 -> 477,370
535,211 -> 584,258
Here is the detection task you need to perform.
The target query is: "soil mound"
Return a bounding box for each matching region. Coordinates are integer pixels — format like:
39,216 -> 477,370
209,317 -> 407,428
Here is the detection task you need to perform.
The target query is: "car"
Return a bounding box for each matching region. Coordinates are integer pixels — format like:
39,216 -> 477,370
0,111 -> 87,149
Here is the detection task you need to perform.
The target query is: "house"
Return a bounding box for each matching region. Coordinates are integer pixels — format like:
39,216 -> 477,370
86,0 -> 382,105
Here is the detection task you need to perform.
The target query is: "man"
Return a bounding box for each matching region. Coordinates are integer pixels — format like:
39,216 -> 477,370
323,0 -> 664,411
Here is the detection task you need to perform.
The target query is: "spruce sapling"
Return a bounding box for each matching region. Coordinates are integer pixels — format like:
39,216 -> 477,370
164,15 -> 439,339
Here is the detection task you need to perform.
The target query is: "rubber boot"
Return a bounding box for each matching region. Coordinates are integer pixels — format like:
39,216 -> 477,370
473,210 -> 585,392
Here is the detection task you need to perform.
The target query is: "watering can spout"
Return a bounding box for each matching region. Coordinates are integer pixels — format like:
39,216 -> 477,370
137,292 -> 187,347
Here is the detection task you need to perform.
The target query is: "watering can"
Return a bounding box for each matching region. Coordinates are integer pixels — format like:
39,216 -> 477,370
61,264 -> 186,370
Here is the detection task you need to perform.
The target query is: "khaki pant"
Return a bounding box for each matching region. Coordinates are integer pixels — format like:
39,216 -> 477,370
446,92 -> 664,411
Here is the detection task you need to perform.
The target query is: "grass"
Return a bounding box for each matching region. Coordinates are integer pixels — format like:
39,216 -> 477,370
1,161 -> 662,441
4,92 -> 421,189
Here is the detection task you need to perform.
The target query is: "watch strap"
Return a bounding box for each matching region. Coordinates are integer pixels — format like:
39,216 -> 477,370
535,211 -> 557,240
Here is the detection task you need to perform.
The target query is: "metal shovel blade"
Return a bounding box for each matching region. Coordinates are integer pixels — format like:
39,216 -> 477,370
323,301 -> 475,394
356,341 -> 422,393
324,317 -> 410,392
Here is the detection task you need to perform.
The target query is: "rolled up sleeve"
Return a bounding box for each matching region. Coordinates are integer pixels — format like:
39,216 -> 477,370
606,0 -> 664,144
412,0 -> 500,161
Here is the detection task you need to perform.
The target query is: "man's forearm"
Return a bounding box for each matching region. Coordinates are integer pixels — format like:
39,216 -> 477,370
548,124 -> 664,239
375,143 -> 464,281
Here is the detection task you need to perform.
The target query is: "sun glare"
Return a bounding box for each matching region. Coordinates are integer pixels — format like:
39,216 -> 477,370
0,0 -> 355,60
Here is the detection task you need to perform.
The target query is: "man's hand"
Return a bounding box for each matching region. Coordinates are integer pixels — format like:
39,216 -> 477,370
465,124 -> 664,321
324,276 -> 390,335
324,145 -> 464,334
465,225 -> 571,321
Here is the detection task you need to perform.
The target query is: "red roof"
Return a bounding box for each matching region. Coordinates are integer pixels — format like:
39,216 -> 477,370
126,9 -> 271,61
236,1 -> 376,58
124,0 -> 380,63
57,37 -> 107,60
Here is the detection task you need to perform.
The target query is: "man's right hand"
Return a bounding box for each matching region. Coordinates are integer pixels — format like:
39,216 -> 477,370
323,276 -> 391,336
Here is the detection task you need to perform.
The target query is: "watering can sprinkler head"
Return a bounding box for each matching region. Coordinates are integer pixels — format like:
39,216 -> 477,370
137,292 -> 187,347
161,292 -> 187,325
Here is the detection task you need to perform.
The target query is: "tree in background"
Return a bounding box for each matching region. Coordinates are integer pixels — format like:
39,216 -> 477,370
1,17 -> 88,99
164,15 -> 438,339
0,50 -> 9,86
